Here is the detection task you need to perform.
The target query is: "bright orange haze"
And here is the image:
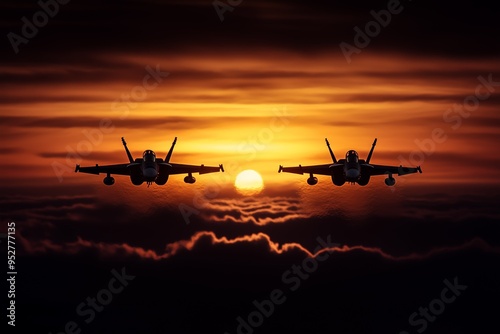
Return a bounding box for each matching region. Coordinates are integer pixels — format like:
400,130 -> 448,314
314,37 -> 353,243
1,51 -> 499,201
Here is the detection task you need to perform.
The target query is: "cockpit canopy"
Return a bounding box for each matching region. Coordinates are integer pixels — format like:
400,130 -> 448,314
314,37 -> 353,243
143,150 -> 156,162
346,150 -> 359,163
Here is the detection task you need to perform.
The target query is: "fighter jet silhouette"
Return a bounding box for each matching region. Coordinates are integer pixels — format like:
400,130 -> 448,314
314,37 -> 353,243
278,138 -> 421,186
75,137 -> 224,186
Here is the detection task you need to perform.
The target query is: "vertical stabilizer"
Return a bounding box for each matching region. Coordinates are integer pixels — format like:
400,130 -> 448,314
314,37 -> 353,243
325,138 -> 337,163
121,137 -> 134,163
165,137 -> 177,162
366,138 -> 377,164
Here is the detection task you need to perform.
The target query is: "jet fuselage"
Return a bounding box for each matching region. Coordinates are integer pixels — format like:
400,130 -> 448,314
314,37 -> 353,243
344,150 -> 360,182
141,150 -> 159,182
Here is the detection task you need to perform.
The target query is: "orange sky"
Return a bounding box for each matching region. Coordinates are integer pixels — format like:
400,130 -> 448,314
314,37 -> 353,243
1,52 -> 499,195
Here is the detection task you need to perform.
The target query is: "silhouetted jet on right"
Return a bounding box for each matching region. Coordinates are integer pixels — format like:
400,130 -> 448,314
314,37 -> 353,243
278,138 -> 422,186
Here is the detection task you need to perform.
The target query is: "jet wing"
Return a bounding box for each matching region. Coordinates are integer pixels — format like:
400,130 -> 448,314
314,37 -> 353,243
364,164 -> 422,176
160,163 -> 224,175
75,163 -> 140,175
278,163 -> 342,176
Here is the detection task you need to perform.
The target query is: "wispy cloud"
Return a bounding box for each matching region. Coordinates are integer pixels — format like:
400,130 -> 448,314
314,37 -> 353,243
199,197 -> 309,225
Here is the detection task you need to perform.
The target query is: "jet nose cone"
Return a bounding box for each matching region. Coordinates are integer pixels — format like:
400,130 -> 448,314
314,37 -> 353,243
143,168 -> 158,179
346,168 -> 359,179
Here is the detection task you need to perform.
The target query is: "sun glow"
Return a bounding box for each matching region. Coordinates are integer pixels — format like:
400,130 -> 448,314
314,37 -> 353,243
234,170 -> 264,196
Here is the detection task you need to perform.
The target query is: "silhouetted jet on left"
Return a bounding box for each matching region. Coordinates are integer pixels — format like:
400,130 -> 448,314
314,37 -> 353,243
75,137 -> 224,186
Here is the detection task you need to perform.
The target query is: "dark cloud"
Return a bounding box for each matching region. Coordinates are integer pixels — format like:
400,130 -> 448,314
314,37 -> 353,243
0,115 -> 264,129
6,182 -> 500,261
0,147 -> 20,154
2,0 -> 499,66
3,176 -> 499,333
18,217 -> 500,262
13,232 -> 500,333
2,67 -> 497,87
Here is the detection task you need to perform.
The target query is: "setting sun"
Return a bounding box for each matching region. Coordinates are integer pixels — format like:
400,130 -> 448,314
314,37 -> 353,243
234,170 -> 264,195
